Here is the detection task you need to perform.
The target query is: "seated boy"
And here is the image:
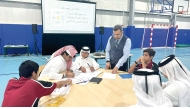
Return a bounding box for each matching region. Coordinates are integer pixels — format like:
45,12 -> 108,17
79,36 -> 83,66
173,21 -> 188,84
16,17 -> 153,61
2,60 -> 72,107
74,46 -> 100,73
40,45 -> 78,79
128,48 -> 158,73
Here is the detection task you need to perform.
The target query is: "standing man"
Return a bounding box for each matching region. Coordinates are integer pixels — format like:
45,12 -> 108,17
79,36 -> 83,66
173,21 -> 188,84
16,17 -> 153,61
105,24 -> 131,74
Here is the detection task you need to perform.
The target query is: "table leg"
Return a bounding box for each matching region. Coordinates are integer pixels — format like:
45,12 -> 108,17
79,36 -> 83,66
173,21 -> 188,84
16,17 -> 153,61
128,56 -> 131,70
126,58 -> 129,71
27,47 -> 29,56
4,48 -> 6,57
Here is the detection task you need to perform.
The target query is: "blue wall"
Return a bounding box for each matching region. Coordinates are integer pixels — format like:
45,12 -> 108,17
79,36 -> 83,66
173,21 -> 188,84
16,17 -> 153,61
95,27 -> 112,51
177,29 -> 190,44
133,28 -> 144,48
0,24 -> 42,55
0,24 -> 189,55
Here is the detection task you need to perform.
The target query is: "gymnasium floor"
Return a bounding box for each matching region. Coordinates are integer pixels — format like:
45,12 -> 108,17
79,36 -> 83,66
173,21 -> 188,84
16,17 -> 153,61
0,47 -> 190,105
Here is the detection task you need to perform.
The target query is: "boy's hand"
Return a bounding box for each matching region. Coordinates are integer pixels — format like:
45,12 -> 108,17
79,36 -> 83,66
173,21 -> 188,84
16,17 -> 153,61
140,56 -> 145,64
80,66 -> 86,73
66,72 -> 75,78
90,67 -> 95,72
136,57 -> 141,63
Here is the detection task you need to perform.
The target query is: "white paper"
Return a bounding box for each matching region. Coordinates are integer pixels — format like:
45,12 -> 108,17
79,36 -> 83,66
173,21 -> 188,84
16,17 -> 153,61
72,73 -> 92,85
72,70 -> 102,85
51,85 -> 71,98
92,71 -> 102,77
102,72 -> 116,79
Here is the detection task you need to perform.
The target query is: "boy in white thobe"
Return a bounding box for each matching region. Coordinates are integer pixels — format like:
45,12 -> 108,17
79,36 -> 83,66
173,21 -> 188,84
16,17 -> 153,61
158,55 -> 190,107
40,45 -> 78,80
74,46 -> 100,73
130,69 -> 172,107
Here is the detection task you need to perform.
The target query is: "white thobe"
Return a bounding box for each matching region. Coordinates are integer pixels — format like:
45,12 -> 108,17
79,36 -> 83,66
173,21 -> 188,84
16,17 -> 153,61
74,56 -> 100,72
163,81 -> 190,107
131,74 -> 172,107
40,55 -> 75,80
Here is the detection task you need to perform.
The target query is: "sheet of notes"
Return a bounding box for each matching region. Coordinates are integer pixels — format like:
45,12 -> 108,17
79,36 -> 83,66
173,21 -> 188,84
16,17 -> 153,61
102,72 -> 116,79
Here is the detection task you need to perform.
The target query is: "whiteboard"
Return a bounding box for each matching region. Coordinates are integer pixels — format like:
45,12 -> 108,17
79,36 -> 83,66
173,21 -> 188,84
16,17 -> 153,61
42,0 -> 96,34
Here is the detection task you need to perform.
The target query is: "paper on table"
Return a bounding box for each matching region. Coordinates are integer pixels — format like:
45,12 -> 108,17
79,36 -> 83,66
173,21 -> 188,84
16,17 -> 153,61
51,85 -> 71,98
91,70 -> 102,77
74,70 -> 102,77
72,73 -> 92,85
72,70 -> 102,85
102,72 -> 116,79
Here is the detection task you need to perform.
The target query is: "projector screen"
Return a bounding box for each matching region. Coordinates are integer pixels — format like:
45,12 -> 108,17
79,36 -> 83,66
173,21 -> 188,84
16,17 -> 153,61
41,0 -> 96,34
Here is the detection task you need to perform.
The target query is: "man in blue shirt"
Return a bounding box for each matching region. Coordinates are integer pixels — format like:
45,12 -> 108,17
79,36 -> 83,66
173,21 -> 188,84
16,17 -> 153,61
105,24 -> 131,74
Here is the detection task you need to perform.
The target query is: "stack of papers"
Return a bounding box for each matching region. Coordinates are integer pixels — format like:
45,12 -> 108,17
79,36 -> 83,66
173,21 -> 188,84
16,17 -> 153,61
72,70 -> 102,85
51,85 -> 70,97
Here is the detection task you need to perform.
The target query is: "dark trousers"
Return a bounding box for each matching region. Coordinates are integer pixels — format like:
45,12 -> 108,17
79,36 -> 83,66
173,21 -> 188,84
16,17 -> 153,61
110,62 -> 127,71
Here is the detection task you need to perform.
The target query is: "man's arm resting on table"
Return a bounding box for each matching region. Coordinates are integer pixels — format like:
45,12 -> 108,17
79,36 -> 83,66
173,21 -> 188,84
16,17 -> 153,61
55,80 -> 72,88
128,61 -> 138,73
35,80 -> 57,97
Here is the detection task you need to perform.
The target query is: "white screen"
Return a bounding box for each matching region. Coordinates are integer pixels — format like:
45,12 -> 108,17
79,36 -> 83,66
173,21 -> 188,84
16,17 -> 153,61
42,0 -> 96,34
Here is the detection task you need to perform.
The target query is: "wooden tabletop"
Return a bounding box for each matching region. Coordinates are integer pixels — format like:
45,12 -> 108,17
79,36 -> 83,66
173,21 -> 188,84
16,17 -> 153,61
38,69 -> 137,107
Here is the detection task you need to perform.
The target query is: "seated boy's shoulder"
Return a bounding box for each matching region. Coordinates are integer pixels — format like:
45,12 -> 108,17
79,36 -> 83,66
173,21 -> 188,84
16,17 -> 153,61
152,62 -> 158,66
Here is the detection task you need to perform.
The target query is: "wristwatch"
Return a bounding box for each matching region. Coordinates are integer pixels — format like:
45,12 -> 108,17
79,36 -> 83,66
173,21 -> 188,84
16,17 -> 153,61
135,61 -> 138,64
106,60 -> 110,63
62,73 -> 66,78
79,66 -> 82,70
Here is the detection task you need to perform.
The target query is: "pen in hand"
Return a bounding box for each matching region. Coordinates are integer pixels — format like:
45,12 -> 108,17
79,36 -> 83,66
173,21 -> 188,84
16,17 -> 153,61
87,63 -> 91,68
87,63 -> 95,72
64,84 -> 68,87
76,81 -> 87,84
